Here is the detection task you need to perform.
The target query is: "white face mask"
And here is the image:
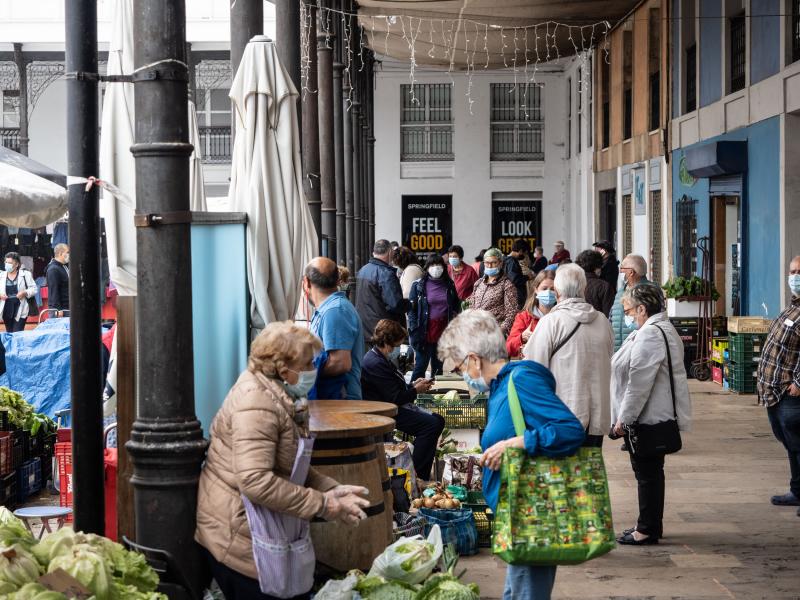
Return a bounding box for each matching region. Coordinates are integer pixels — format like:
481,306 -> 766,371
789,274 -> 800,296
428,265 -> 444,279
284,369 -> 317,399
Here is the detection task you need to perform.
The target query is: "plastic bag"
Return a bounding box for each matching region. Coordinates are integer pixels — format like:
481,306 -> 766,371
368,525 -> 443,585
446,485 -> 467,501
442,454 -> 482,491
313,570 -> 361,599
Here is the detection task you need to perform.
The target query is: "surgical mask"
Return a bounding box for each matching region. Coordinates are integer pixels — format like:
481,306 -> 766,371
461,356 -> 490,393
64,254 -> 70,264
448,257 -> 460,267
428,265 -> 444,279
388,346 -> 402,361
536,290 -> 556,307
789,274 -> 800,296
283,369 -> 317,399
396,266 -> 402,277
485,267 -> 500,277
4,263 -> 13,273
624,314 -> 639,330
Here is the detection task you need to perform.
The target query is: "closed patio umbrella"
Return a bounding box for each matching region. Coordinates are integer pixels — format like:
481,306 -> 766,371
228,36 -> 318,330
0,149 -> 67,228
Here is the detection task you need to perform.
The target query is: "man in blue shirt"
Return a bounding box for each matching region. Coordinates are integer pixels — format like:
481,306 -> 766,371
305,257 -> 364,399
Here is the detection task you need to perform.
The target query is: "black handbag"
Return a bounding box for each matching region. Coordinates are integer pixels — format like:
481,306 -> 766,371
624,325 -> 682,457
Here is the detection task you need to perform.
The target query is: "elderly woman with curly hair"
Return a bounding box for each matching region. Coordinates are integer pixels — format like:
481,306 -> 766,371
196,322 -> 370,600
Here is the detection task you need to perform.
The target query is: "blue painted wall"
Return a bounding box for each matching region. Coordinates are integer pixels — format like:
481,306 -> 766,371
671,117 -> 781,317
699,0 -> 722,107
751,0 -> 781,85
191,222 -> 249,434
672,0 -> 681,118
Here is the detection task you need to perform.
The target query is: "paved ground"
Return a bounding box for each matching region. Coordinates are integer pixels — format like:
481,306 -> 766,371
459,381 -> 800,599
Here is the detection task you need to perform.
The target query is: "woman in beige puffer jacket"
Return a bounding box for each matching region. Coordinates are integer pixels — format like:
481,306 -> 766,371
196,322 -> 369,599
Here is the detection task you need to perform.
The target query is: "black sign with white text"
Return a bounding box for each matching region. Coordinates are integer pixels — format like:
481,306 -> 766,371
401,195 -> 452,259
491,200 -> 542,255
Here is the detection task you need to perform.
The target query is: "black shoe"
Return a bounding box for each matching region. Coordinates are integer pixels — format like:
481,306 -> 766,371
771,492 -> 800,506
617,531 -> 658,545
797,507 -> 800,517
620,442 -> 628,452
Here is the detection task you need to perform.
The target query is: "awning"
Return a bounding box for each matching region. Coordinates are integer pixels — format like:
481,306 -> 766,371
355,0 -> 641,68
685,141 -> 748,178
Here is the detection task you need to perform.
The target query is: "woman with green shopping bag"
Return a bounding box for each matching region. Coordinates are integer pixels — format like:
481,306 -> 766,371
437,310 -> 587,599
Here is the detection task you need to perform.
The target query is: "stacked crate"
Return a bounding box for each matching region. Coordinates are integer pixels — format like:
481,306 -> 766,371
0,407 -> 55,508
668,316 -> 727,379
710,338 -> 728,386
725,317 -> 771,394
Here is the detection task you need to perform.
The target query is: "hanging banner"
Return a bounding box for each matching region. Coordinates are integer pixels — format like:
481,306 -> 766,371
491,200 -> 541,254
401,195 -> 452,259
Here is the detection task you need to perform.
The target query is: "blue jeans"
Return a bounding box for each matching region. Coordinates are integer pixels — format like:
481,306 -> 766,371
503,565 -> 557,600
411,342 -> 443,382
767,393 -> 800,497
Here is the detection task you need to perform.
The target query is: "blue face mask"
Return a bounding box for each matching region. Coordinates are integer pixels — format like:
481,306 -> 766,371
284,369 -> 317,399
448,257 -> 460,268
461,356 -> 490,393
388,346 -> 402,362
4,263 -> 13,273
789,274 -> 800,296
536,290 -> 556,307
484,267 -> 500,277
624,314 -> 640,330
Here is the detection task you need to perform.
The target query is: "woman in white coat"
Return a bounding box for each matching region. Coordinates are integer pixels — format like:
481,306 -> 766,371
0,252 -> 38,333
611,283 -> 691,545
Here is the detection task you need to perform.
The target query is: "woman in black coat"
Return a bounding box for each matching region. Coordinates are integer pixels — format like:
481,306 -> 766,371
361,319 -> 445,481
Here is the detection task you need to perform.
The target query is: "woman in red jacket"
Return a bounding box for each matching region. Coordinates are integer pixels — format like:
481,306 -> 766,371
506,270 -> 556,358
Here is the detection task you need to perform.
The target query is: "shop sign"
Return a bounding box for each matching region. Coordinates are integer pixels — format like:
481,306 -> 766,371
401,195 -> 452,259
491,200 -> 541,254
634,170 -> 646,215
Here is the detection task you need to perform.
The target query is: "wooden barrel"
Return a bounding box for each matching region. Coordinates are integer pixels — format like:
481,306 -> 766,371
309,412 -> 395,572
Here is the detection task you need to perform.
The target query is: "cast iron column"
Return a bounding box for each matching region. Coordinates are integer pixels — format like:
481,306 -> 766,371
333,61 -> 346,264
351,98 -> 362,269
276,0 -> 301,98
129,1 -> 208,595
230,0 -> 262,144
343,79 -> 355,272
367,59 -> 376,248
65,0 -> 104,535
13,44 -> 29,156
302,5 -> 322,248
318,33 -> 336,260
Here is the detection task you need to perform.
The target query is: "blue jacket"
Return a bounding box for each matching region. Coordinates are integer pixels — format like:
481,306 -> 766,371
610,277 -> 649,351
480,361 -> 585,511
407,275 -> 460,349
354,258 -> 407,341
360,347 -> 417,406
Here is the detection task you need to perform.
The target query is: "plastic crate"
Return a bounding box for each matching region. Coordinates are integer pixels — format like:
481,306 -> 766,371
11,430 -> 28,470
16,457 -> 41,502
0,432 -> 11,476
726,361 -> 757,394
0,472 -> 16,509
28,430 -> 43,457
727,317 -> 771,334
463,502 -> 494,547
0,409 -> 8,431
711,338 -> 729,363
711,364 -> 723,385
416,395 -> 488,429
55,441 -> 73,520
729,333 -> 765,354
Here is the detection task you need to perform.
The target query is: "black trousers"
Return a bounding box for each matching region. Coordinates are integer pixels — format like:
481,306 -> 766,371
203,548 -> 310,600
628,451 -> 665,538
396,405 -> 445,481
3,317 -> 25,333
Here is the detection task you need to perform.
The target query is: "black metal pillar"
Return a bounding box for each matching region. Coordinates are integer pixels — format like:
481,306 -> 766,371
186,42 -> 196,104
129,1 -> 208,596
276,0 -> 301,134
343,78 -> 355,272
230,0 -> 262,76
13,44 -> 29,156
318,33 -> 336,260
333,61 -> 346,264
65,0 -> 104,535
351,98 -> 362,269
302,4 -> 322,248
367,58 -> 376,249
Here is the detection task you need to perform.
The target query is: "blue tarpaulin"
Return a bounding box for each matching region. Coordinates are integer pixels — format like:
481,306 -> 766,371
0,318 -> 71,420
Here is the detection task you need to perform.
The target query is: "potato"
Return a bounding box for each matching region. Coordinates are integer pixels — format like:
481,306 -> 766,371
432,494 -> 444,502
411,498 -> 423,509
443,499 -> 455,509
423,497 -> 436,509
435,499 -> 447,508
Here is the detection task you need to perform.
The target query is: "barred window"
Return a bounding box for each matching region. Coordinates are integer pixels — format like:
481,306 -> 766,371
490,83 -> 544,161
649,190 -> 662,285
793,0 -> 800,63
730,14 -> 746,93
400,83 -> 454,162
196,88 -> 232,163
622,194 -> 633,257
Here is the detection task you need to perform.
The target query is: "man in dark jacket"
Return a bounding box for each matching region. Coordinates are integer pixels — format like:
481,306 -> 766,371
354,239 -> 407,343
46,243 -> 70,315
593,240 -> 620,290
575,249 -> 615,317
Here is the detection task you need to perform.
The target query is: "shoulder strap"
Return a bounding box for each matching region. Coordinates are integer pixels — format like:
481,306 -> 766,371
551,321 -> 582,358
506,372 -> 527,437
655,324 -> 678,419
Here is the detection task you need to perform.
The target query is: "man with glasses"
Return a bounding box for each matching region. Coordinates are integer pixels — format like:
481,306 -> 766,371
610,254 -> 649,352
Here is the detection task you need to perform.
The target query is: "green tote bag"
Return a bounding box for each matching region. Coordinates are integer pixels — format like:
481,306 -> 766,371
492,374 -> 616,566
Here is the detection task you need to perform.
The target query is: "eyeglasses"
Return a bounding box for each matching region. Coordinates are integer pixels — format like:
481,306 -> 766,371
483,260 -> 500,267
452,354 -> 470,375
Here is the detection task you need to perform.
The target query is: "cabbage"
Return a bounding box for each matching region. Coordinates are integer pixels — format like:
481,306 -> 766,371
30,529 -> 77,566
0,509 -> 34,548
109,582 -> 168,600
415,574 -> 480,600
353,576 -> 416,600
9,582 -> 67,599
46,546 -> 112,600
0,580 -> 18,594
0,544 -> 41,588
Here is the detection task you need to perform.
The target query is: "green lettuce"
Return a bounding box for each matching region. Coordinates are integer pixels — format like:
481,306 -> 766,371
46,546 -> 112,600
353,576 -> 416,600
9,583 -> 67,599
415,574 -> 480,600
0,544 -> 41,589
0,509 -> 34,548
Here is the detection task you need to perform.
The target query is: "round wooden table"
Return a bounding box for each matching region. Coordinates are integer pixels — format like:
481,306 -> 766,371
309,399 -> 398,418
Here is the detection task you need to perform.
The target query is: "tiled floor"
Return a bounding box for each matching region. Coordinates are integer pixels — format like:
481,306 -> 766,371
459,381 -> 800,599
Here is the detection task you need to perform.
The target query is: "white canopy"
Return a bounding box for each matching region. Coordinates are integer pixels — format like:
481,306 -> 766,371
228,35 -> 318,330
0,161 -> 67,228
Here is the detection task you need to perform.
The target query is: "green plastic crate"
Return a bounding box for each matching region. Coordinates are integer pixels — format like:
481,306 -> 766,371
729,333 -> 765,355
463,502 -> 494,547
416,395 -> 488,429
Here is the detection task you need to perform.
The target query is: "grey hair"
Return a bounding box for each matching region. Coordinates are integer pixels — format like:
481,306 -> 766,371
437,310 -> 508,365
554,263 -> 587,299
622,254 -> 648,276
622,282 -> 665,316
373,239 -> 392,256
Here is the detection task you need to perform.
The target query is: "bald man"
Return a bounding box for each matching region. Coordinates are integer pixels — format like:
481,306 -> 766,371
304,257 -> 364,399
758,256 -> 800,514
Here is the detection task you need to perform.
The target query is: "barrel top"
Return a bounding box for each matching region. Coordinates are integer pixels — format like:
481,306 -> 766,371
310,411 -> 395,439
309,400 -> 398,418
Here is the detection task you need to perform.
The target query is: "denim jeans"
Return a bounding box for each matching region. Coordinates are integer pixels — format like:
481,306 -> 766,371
503,565 -> 557,600
411,342 -> 443,382
767,392 -> 800,497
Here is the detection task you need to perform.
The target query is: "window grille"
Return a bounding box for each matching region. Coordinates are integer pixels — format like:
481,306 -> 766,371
566,78 -> 572,158
793,0 -> 800,63
489,83 -> 544,161
730,15 -> 746,93
401,83 -> 454,162
622,194 -> 633,257
649,72 -> 660,132
197,88 -> 232,163
685,44 -> 696,113
1,90 -> 19,128
602,101 -> 610,149
577,69 -> 582,155
676,195 -> 698,277
588,56 -> 593,148
649,190 -> 662,285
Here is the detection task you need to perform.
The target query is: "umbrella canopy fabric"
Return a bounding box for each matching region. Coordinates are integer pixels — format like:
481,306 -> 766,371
188,100 -> 208,212
0,146 -> 67,188
228,35 -> 318,330
0,159 -> 67,228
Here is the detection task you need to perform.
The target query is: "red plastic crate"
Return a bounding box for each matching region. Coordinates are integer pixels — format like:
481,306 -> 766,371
711,364 -> 723,385
55,441 -> 73,522
0,432 -> 11,476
